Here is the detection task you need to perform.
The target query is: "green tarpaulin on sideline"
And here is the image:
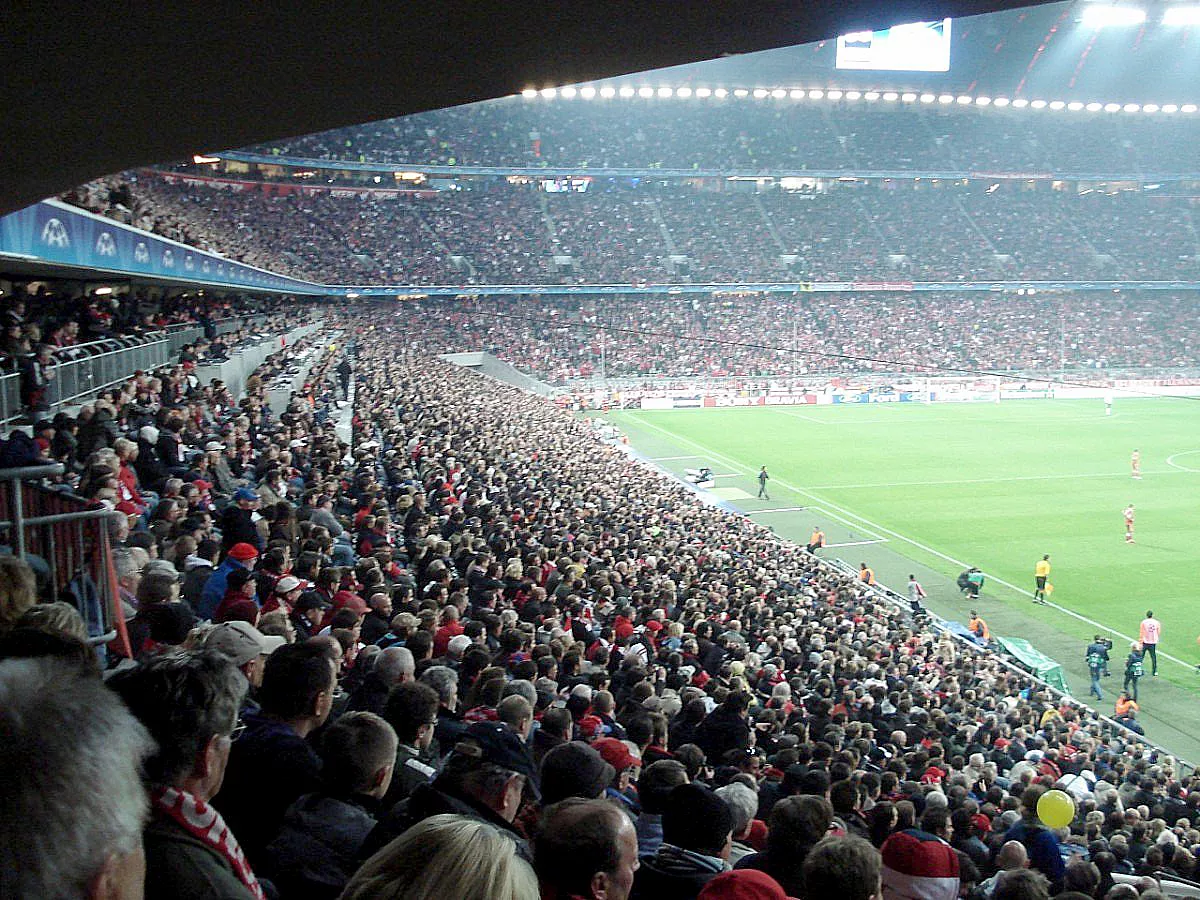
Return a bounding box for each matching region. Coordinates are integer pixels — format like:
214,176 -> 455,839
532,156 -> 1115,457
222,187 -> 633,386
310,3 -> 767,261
994,636 -> 1070,695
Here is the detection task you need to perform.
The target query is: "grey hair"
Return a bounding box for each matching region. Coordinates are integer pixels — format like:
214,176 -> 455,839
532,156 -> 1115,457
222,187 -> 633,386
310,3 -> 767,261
375,646 -> 415,685
716,782 -> 759,836
0,658 -> 155,899
421,665 -> 459,706
501,679 -> 538,706
109,649 -> 247,786
113,548 -> 139,581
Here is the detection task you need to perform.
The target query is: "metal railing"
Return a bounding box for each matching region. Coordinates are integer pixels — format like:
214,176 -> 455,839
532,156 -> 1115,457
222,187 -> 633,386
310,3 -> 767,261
0,465 -> 125,652
0,312 -> 280,424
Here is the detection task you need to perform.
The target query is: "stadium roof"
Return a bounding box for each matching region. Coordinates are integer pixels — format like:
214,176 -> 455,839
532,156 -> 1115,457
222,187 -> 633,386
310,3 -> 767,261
3,0 -> 1045,216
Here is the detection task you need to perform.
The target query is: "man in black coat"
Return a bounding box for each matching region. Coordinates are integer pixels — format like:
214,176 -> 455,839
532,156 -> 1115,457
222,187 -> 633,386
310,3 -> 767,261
220,487 -> 264,552
695,691 -> 753,766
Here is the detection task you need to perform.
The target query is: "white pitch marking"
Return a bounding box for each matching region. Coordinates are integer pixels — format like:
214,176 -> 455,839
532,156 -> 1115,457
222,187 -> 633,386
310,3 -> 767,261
747,506 -> 810,514
649,455 -> 702,461
809,470 -> 1178,491
1165,450 -> 1200,473
825,539 -> 888,548
778,410 -> 828,424
628,411 -> 1197,674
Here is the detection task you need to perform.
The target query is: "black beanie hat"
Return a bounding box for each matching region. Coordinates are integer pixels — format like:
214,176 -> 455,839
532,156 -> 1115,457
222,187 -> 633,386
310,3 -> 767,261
662,783 -> 735,857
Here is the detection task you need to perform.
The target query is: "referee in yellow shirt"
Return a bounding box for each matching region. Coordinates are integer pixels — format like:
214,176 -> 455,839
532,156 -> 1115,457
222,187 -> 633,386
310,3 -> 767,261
1034,554 -> 1051,604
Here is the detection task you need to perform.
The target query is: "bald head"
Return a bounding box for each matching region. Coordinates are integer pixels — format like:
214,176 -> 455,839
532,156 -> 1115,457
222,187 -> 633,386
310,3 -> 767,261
996,840 -> 1028,871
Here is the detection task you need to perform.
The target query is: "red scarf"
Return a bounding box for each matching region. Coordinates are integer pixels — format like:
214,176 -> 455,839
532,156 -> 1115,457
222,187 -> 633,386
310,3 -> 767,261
152,786 -> 265,900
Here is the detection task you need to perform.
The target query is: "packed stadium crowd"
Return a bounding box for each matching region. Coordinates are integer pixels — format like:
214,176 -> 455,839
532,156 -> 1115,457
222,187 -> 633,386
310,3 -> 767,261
387,292 -> 1200,382
3,309 -> 1199,900
69,176 -> 1200,287
241,98 -> 1200,175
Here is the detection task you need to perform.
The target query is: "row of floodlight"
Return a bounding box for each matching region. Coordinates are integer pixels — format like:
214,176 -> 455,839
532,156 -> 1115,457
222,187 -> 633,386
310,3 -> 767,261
518,85 -> 1197,114
1081,4 -> 1200,27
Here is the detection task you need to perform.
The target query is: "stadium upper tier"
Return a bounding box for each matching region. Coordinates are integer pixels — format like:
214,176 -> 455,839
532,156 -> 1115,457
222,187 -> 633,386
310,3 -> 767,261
68,175 -> 1200,286
239,98 -> 1200,175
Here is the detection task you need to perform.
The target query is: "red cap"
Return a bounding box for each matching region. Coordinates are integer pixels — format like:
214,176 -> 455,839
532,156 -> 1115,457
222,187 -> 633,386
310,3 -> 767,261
698,871 -> 789,900
227,543 -> 259,561
592,737 -> 640,772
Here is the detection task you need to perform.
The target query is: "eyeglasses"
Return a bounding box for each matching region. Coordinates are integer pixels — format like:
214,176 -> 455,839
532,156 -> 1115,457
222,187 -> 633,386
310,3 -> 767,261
227,723 -> 247,742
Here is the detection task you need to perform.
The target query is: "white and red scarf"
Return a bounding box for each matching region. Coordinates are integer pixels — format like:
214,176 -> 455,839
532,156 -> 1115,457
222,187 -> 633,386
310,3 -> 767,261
152,786 -> 266,900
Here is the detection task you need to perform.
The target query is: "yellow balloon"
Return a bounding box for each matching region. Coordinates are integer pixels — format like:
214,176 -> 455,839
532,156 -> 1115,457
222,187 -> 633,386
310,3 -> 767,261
1037,789 -> 1075,829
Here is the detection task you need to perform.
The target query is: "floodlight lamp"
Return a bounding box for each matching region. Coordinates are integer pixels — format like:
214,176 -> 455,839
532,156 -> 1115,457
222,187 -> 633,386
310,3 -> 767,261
753,88 -> 769,98
988,97 -> 1005,107
845,90 -> 863,100
618,86 -> 635,97
827,89 -> 844,100
1164,6 -> 1200,25
1031,99 -> 1048,109
957,95 -> 972,104
1122,103 -> 1140,112
1086,102 -> 1103,111
695,87 -> 712,98
901,92 -> 917,102
637,86 -> 654,98
865,91 -> 881,101
1103,102 -> 1121,112
1046,100 -> 1064,110
1162,103 -> 1179,113
539,87 -> 557,99
714,88 -> 728,98
600,86 -> 617,98
809,89 -> 825,99
1142,103 -> 1158,112
1011,98 -> 1028,107
882,91 -> 899,101
560,86 -> 577,98
920,93 -> 936,103
1182,103 -> 1198,113
1080,5 -> 1147,26
938,94 -> 954,104
771,88 -> 787,98
580,86 -> 597,99
790,88 -> 805,99
734,88 -> 749,97
521,88 -> 538,98
1066,101 -> 1084,110
676,87 -> 692,98
658,87 -> 673,98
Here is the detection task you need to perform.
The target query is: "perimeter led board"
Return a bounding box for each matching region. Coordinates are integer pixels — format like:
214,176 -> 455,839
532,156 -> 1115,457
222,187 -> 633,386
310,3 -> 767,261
836,19 -> 953,72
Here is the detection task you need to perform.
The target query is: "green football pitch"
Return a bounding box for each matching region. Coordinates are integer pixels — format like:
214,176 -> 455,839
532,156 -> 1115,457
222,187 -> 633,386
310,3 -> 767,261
606,398 -> 1200,756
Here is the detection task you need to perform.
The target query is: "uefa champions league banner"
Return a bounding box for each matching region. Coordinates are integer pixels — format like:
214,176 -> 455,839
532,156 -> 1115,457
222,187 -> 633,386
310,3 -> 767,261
0,200 -> 327,294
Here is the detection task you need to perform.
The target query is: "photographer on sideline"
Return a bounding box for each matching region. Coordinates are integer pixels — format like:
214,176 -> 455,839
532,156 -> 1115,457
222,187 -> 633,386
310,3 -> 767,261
1086,635 -> 1111,702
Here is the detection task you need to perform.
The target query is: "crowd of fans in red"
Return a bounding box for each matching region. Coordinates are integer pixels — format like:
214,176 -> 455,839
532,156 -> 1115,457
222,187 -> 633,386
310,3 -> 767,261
1,310 -> 1198,900
387,292 -> 1200,383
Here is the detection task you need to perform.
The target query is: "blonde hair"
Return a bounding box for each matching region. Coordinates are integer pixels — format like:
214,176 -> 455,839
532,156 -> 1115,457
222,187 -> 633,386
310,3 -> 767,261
16,601 -> 87,641
342,814 -> 538,900
0,556 -> 37,629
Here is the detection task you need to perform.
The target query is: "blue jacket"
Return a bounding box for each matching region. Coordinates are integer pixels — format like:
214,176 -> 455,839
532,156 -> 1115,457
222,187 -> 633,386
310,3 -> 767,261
1005,820 -> 1065,891
198,557 -> 249,620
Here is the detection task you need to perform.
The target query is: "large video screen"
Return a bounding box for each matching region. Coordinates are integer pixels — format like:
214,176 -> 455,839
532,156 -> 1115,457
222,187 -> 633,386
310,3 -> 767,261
835,19 -> 953,72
